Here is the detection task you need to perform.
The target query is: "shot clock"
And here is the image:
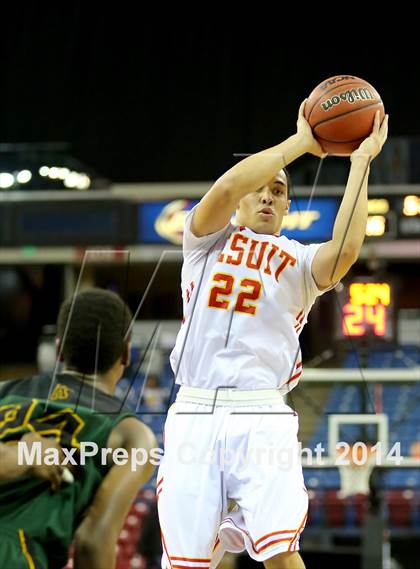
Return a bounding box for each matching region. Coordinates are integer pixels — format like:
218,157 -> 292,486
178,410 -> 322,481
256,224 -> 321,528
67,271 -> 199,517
339,280 -> 394,340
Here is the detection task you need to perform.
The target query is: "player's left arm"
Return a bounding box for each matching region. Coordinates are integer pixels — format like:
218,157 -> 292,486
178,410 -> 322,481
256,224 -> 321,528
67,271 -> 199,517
73,418 -> 157,569
0,434 -> 65,491
312,111 -> 388,289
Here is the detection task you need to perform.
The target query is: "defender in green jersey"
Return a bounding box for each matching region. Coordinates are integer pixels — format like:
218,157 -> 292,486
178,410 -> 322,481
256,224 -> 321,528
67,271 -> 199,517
0,289 -> 156,569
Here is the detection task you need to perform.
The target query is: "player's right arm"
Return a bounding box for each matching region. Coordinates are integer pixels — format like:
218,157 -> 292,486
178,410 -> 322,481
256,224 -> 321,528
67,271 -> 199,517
73,418 -> 156,569
191,101 -> 325,237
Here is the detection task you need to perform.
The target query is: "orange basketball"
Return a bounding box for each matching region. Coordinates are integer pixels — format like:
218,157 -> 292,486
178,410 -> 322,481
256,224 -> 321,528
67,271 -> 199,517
305,75 -> 385,156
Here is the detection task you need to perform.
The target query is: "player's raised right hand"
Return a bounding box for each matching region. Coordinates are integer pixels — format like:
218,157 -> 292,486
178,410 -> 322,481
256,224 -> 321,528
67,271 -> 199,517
296,99 -> 327,159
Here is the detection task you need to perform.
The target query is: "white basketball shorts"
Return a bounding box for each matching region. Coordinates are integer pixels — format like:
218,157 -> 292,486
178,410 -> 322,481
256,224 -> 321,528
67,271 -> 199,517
157,386 -> 308,568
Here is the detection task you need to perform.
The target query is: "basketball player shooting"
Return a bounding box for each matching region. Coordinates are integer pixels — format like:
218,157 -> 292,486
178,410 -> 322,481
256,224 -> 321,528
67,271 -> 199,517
157,103 -> 388,569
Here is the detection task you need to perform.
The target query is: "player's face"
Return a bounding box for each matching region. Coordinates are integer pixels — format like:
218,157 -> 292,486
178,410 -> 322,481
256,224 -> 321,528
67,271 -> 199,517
236,170 -> 290,234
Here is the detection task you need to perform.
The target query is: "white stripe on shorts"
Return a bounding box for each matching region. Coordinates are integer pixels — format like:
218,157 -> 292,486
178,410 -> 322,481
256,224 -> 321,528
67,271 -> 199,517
177,385 -> 285,407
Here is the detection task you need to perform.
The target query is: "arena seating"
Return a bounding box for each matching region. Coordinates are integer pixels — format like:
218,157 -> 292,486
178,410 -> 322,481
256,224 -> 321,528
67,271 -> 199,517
304,346 -> 420,530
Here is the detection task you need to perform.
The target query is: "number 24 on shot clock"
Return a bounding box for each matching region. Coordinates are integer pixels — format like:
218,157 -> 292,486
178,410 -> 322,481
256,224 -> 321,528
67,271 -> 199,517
342,281 -> 392,338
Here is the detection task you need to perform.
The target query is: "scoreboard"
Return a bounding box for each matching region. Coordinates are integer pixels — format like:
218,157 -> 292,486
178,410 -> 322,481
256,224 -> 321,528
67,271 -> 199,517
339,280 -> 394,340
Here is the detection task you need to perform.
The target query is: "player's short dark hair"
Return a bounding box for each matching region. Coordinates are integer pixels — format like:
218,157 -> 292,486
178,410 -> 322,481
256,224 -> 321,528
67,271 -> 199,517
284,168 -> 292,201
57,288 -> 133,374
275,168 -> 291,201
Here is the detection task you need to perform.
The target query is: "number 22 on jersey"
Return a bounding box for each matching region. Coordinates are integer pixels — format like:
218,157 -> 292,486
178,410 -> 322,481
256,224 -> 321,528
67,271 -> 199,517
208,272 -> 262,316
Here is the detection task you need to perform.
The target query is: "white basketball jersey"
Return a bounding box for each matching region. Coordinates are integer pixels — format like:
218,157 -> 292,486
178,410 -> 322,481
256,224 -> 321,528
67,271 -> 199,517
170,207 -> 330,393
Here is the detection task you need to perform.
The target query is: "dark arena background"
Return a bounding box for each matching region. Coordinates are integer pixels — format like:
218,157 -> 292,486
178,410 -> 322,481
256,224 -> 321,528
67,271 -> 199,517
0,6 -> 419,569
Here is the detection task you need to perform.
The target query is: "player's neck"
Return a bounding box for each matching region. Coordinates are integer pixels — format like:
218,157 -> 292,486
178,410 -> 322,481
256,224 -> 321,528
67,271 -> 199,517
245,225 -> 281,236
62,368 -> 117,395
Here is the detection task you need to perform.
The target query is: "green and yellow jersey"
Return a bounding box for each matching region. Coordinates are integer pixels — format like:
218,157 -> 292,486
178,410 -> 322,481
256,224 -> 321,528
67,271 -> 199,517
0,372 -> 136,568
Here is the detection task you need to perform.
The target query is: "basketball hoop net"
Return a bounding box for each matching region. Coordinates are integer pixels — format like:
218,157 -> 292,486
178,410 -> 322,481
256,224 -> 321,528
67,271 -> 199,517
337,444 -> 376,499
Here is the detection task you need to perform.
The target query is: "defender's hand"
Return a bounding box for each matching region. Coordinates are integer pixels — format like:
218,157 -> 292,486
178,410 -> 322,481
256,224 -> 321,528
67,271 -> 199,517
21,432 -> 65,492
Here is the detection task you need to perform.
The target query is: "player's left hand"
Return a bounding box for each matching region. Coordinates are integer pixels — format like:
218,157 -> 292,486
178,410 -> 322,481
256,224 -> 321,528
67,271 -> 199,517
21,432 -> 65,492
351,111 -> 389,162
296,99 -> 327,159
